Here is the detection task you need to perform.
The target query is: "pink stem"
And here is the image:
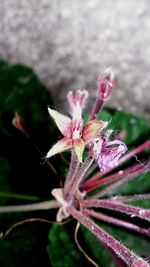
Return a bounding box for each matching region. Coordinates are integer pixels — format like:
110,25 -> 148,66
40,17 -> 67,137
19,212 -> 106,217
89,98 -> 103,120
83,209 -> 150,236
65,156 -> 94,201
109,194 -> 150,202
87,141 -> 150,185
68,206 -> 149,267
63,150 -> 80,197
93,161 -> 150,198
83,162 -> 145,192
83,199 -> 150,222
119,141 -> 150,164
82,162 -> 97,181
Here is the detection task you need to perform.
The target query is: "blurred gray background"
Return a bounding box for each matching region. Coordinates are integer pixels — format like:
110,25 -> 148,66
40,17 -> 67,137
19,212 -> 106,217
0,0 -> 150,118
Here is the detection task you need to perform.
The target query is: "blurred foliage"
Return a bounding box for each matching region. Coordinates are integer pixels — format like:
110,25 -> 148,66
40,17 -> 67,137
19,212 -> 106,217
0,59 -> 59,267
0,59 -> 150,266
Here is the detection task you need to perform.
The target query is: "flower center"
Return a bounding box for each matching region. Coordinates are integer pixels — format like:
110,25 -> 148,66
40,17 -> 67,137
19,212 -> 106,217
72,121 -> 82,140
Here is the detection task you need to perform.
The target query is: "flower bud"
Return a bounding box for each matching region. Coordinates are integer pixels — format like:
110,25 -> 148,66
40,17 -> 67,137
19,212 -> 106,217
12,112 -> 26,135
98,68 -> 114,101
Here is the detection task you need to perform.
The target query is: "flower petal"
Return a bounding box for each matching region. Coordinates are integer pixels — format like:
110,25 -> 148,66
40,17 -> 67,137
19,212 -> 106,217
46,137 -> 72,158
73,139 -> 85,162
48,107 -> 71,137
67,90 -> 88,114
82,120 -> 108,143
72,101 -> 82,121
97,140 -> 127,171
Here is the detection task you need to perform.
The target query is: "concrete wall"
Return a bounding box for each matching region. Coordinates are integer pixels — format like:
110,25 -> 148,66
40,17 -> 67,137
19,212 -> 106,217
0,0 -> 150,118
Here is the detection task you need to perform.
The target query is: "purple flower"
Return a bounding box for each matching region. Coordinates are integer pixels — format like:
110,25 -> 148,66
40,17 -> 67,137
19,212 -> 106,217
90,134 -> 127,171
97,139 -> 127,171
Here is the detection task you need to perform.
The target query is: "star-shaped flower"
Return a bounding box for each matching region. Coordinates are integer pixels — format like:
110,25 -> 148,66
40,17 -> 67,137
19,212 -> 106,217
46,94 -> 107,162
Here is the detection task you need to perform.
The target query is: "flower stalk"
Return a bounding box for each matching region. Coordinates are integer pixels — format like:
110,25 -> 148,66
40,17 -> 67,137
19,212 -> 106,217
83,198 -> 150,222
89,68 -> 114,120
83,208 -> 150,236
0,200 -> 59,213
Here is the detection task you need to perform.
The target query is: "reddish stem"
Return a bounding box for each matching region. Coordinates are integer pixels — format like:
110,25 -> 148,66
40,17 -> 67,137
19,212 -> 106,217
89,98 -> 104,120
83,208 -> 150,236
83,199 -> 150,222
83,162 -> 145,192
68,206 -> 149,266
94,161 -> 150,198
63,150 -> 80,197
64,156 -> 94,202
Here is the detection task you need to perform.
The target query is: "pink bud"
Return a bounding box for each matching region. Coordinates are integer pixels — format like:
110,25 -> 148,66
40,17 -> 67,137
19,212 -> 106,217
98,68 -> 114,101
12,112 -> 26,135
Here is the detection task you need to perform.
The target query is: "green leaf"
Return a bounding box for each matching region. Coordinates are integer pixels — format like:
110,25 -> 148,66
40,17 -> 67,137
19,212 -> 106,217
109,109 -> 150,145
113,170 -> 150,197
0,221 -> 50,267
80,224 -> 113,267
47,224 -> 86,267
96,109 -> 112,123
0,59 -> 54,135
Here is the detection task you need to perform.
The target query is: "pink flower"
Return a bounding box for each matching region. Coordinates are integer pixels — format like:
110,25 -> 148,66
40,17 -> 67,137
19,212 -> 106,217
91,138 -> 127,171
67,90 -> 88,118
46,91 -> 107,162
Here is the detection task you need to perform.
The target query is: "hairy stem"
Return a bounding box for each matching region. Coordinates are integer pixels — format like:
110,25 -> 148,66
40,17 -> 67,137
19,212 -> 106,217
109,193 -> 150,202
63,150 -> 80,197
84,162 -> 145,192
0,200 -> 59,213
82,163 -> 97,181
68,206 -> 149,267
89,98 -> 103,120
83,199 -> 150,222
65,156 -> 94,201
93,161 -> 150,198
83,208 -> 150,236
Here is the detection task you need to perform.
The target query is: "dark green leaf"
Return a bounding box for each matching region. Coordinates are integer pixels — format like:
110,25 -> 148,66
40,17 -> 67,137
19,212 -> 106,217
113,170 -> 150,196
47,224 -> 86,267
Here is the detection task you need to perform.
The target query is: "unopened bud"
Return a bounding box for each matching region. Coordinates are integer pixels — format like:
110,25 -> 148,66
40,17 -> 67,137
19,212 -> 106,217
12,112 -> 27,135
98,68 -> 114,101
